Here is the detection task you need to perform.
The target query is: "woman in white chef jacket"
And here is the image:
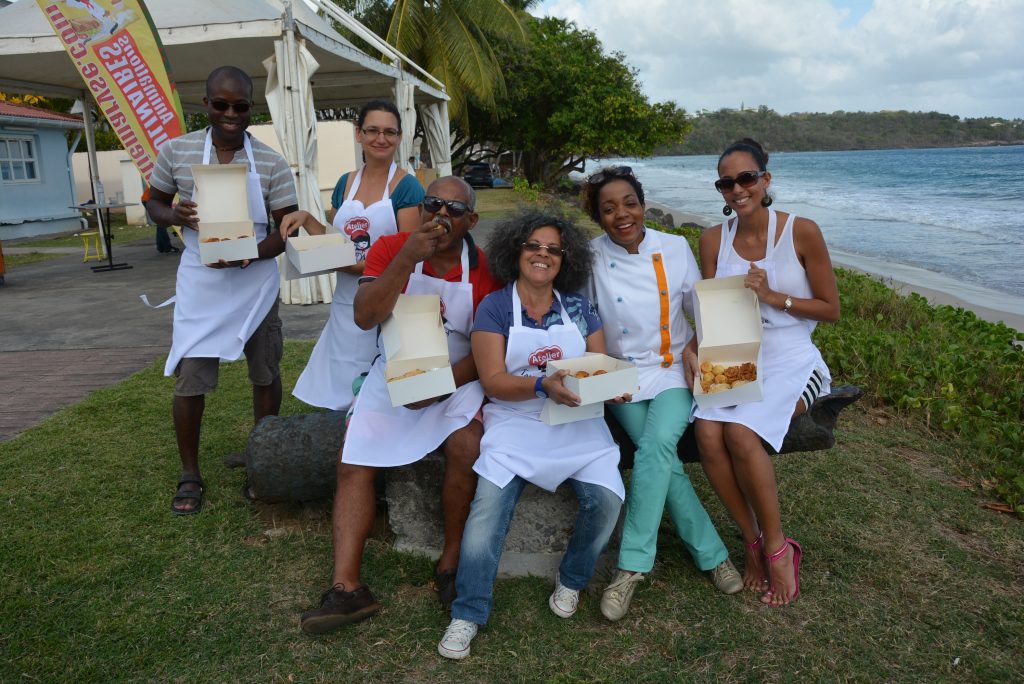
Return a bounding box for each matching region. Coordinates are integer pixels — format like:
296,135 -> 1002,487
437,210 -> 626,661
584,167 -> 743,624
688,139 -> 840,607
279,99 -> 425,411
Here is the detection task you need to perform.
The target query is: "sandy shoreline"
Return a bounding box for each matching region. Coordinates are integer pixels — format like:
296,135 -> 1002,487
646,200 -> 1024,333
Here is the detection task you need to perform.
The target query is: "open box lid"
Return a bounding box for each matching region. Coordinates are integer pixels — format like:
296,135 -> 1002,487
694,275 -> 762,347
191,164 -> 253,224
380,294 -> 449,362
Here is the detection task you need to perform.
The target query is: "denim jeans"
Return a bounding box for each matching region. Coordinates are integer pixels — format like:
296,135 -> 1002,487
451,475 -> 622,626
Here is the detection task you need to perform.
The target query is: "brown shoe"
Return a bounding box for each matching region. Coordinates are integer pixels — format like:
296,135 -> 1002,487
299,584 -> 380,634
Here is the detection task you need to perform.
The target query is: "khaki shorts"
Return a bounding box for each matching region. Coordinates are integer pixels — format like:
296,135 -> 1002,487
174,301 -> 283,396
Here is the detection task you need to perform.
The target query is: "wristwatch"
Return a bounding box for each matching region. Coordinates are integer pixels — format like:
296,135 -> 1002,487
783,295 -> 793,312
534,376 -> 548,398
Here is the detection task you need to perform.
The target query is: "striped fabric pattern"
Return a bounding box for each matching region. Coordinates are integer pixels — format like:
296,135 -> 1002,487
800,367 -> 825,410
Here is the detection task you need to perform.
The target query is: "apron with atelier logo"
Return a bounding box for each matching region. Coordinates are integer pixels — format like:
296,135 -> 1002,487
341,240 -> 485,467
293,163 -> 401,410
162,129 -> 278,375
474,285 -> 624,499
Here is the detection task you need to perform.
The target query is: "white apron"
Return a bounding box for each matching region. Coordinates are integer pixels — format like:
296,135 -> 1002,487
293,163 -> 400,410
341,240 -> 485,467
162,130 -> 278,376
693,209 -> 831,450
473,286 -> 625,500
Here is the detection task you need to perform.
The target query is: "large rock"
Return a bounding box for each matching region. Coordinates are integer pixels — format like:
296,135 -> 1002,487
244,410 -> 345,502
242,386 -> 861,575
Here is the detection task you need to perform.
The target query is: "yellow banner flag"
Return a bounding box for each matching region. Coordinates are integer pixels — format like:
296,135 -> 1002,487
35,0 -> 185,182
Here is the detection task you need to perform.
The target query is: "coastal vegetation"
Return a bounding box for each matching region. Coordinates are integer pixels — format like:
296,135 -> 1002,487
662,107 -> 1024,155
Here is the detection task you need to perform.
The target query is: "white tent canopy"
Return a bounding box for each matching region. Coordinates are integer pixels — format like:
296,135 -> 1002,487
0,0 -> 453,303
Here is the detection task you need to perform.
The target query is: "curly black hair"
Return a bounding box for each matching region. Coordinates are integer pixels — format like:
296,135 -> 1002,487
485,209 -> 594,293
582,166 -> 645,223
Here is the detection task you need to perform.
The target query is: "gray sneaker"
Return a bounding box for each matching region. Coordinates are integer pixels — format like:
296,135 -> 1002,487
438,618 -> 478,660
709,558 -> 744,595
600,570 -> 644,621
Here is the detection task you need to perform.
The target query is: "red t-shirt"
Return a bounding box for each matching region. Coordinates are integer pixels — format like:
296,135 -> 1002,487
363,232 -> 501,312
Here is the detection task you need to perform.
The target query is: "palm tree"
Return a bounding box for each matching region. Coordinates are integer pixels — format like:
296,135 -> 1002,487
333,1 -> 534,121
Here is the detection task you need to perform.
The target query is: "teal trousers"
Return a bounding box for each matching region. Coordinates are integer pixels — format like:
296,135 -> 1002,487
609,388 -> 727,573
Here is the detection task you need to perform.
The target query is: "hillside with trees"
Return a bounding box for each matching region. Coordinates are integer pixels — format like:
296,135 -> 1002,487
663,107 -> 1024,155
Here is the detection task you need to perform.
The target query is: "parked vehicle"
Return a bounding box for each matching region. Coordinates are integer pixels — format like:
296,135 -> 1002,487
461,162 -> 494,188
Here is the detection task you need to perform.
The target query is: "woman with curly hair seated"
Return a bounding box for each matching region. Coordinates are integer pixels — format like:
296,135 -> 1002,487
438,209 -> 628,660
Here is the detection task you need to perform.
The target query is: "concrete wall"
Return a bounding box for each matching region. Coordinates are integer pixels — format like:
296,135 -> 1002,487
71,120 -> 359,217
0,125 -> 83,239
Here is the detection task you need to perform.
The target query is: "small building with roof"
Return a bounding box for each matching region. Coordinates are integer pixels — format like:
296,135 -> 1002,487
0,101 -> 84,239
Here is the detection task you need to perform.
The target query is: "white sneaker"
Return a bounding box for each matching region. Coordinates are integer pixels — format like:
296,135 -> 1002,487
438,618 -> 478,660
600,570 -> 644,621
548,573 -> 580,618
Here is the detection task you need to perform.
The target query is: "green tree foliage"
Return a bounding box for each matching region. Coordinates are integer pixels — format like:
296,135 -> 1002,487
455,17 -> 690,187
666,107 -> 1024,154
330,0 -> 529,122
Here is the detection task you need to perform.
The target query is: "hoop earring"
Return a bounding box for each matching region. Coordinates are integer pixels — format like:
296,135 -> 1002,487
722,205 -> 732,216
761,195 -> 773,208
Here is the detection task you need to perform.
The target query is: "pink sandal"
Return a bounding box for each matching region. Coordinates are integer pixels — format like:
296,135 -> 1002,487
762,538 -> 802,605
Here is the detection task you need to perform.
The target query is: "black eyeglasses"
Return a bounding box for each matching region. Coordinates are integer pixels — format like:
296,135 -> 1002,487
587,165 -> 634,185
423,196 -> 471,217
714,170 -> 765,192
361,127 -> 401,140
522,241 -> 567,258
209,100 -> 251,113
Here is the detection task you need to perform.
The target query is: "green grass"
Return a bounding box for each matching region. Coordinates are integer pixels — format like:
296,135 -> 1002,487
1,341 -> 1022,681
3,252 -> 60,268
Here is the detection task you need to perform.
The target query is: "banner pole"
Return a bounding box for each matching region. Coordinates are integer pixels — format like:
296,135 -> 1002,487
80,91 -> 108,258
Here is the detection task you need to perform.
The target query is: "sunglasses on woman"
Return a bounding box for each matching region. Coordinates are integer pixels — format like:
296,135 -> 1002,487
422,196 -> 471,217
521,241 -> 567,258
587,165 -> 634,185
209,100 -> 251,113
714,170 -> 765,193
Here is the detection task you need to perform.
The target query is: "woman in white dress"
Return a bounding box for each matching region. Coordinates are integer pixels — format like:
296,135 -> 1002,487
437,210 -> 627,660
687,139 -> 839,606
279,100 -> 425,411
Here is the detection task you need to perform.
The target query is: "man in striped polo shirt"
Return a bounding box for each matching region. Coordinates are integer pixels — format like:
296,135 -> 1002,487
146,66 -> 298,516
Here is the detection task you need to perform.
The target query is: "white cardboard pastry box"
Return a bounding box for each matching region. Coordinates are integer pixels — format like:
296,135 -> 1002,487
380,294 -> 456,407
692,274 -> 764,409
540,353 -> 639,425
191,164 -> 259,264
284,232 -> 357,280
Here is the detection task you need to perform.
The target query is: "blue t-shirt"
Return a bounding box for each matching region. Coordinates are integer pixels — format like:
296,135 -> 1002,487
473,282 -> 603,339
330,172 -> 425,218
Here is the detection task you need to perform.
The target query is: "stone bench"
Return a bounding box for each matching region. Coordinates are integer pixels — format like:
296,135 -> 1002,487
243,385 -> 862,576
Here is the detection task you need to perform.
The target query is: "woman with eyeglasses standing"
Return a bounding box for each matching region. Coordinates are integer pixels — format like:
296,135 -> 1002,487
280,100 -> 425,412
687,139 -> 839,606
583,167 -> 742,623
438,210 -> 626,660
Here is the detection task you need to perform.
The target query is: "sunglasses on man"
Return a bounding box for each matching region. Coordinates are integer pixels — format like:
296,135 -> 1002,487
714,170 -> 766,193
209,100 -> 251,113
423,196 -> 472,218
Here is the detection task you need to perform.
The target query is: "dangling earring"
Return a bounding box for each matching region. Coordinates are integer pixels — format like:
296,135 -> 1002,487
761,195 -> 773,208
722,205 -> 732,216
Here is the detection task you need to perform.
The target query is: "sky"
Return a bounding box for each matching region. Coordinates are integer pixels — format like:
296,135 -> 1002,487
535,0 -> 1024,119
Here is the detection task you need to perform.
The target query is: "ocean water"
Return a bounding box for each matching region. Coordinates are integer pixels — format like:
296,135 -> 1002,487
585,147 -> 1024,309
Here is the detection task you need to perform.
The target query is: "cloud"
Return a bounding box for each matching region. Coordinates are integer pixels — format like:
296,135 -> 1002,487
536,0 -> 1024,118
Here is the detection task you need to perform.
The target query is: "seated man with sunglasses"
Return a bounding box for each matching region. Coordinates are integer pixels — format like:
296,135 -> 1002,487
299,176 -> 502,634
146,65 -> 298,516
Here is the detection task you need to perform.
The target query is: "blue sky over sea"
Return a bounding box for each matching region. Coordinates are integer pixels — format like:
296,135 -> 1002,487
537,0 -> 1024,119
